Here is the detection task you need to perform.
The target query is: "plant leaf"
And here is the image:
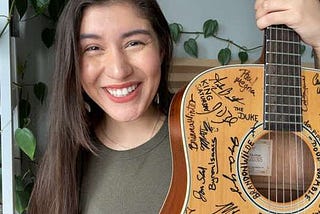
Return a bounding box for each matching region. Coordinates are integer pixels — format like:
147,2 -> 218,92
15,175 -> 32,214
184,38 -> 198,58
48,0 -> 66,21
218,48 -> 232,65
18,99 -> 31,128
203,19 -> 218,38
238,51 -> 248,64
15,175 -> 25,192
34,82 -> 47,104
15,190 -> 29,214
30,0 -> 50,14
169,23 -> 182,43
15,0 -> 28,20
41,28 -> 55,48
15,128 -> 36,160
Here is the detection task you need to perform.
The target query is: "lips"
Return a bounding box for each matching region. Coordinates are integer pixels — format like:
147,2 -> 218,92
105,83 -> 138,98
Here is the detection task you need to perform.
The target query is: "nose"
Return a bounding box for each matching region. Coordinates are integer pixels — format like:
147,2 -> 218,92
104,48 -> 133,80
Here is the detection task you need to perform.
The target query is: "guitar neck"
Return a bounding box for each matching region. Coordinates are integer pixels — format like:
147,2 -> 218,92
263,25 -> 303,131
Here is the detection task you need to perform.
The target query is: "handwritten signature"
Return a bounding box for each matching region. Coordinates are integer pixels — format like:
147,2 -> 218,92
223,174 -> 246,202
312,73 -> 320,94
197,102 -> 238,126
212,202 -> 240,214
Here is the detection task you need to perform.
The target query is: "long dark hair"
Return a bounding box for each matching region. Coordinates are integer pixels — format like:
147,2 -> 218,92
28,0 -> 173,213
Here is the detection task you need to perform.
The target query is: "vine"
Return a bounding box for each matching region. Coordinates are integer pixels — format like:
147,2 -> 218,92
170,19 -> 262,65
170,19 -> 307,65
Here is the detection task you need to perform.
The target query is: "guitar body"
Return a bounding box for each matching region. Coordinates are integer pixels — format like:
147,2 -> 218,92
162,64 -> 320,213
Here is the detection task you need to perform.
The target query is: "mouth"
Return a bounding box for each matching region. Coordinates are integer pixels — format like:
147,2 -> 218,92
105,84 -> 138,97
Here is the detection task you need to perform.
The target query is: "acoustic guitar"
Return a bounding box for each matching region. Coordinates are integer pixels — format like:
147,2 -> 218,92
161,25 -> 320,213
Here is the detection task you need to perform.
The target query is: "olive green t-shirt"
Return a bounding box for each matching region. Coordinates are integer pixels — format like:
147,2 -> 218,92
80,120 -> 172,214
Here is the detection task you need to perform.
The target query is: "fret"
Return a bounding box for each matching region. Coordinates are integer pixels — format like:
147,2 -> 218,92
266,73 -> 302,78
268,25 -> 294,31
266,54 -> 300,65
266,51 -> 300,56
265,65 -> 301,76
265,75 -> 301,86
265,114 -> 302,124
265,93 -> 301,97
265,84 -> 301,89
264,122 -> 302,132
265,94 -> 301,98
265,98 -> 301,106
265,120 -> 302,125
266,120 -> 302,126
265,42 -> 300,54
264,105 -> 301,114
265,63 -> 300,68
266,40 -> 300,45
265,112 -> 302,116
265,85 -> 301,96
265,103 -> 302,108
265,95 -> 301,105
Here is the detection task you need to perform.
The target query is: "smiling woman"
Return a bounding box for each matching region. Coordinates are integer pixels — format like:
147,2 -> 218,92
26,0 -> 320,213
27,0 -> 173,213
79,3 -> 163,123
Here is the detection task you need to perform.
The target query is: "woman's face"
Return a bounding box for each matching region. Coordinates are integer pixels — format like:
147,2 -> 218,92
79,3 -> 162,122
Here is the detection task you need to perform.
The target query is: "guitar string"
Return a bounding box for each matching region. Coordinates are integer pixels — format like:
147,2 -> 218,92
267,25 -> 273,205
293,26 -> 298,205
296,26 -> 306,202
283,25 -> 290,205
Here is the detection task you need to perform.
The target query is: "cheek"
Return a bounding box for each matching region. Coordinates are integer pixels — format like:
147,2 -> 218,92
80,69 -> 100,103
139,50 -> 162,78
151,56 -> 162,85
80,59 -> 100,88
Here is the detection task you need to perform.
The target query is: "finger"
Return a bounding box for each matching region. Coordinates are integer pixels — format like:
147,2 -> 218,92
256,10 -> 291,29
254,0 -> 264,10
257,0 -> 292,18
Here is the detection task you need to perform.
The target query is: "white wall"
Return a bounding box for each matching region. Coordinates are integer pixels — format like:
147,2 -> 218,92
158,0 -> 313,62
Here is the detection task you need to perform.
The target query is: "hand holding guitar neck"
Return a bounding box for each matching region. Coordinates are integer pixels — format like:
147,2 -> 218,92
255,0 -> 320,68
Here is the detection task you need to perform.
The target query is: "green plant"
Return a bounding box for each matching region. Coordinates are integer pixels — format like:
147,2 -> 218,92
170,19 -> 262,65
169,19 -> 307,65
13,59 -> 47,213
1,0 -> 66,47
0,0 -> 66,213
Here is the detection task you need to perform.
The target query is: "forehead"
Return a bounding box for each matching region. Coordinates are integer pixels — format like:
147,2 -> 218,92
80,3 -> 151,33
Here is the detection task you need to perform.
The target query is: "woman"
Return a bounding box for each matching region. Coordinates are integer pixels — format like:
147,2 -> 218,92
28,0 -> 173,213
29,0 -> 320,213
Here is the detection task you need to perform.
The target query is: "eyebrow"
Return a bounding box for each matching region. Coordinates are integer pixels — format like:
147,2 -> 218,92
121,29 -> 152,38
79,29 -> 152,40
79,33 -> 101,40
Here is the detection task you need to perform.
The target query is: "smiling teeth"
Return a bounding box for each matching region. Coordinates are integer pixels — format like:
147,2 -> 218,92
107,85 -> 137,97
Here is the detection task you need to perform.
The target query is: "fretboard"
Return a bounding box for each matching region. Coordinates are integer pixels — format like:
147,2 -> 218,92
263,25 -> 302,131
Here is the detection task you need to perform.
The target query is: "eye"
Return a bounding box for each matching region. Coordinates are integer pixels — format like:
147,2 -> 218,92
84,46 -> 101,52
125,40 -> 145,48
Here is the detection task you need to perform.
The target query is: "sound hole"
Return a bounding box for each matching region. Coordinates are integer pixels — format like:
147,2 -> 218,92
248,132 -> 314,203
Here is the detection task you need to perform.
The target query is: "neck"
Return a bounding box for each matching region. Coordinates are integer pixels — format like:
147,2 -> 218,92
96,106 -> 165,150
